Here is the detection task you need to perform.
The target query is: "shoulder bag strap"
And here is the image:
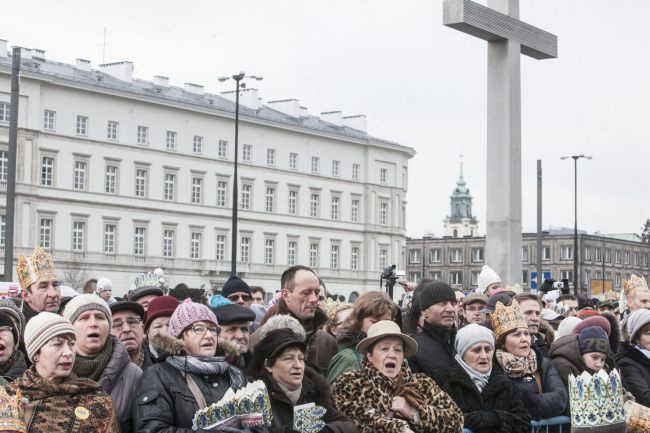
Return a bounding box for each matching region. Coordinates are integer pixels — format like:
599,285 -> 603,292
182,372 -> 208,410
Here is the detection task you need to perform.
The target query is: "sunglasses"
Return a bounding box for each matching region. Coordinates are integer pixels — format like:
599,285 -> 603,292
227,293 -> 252,302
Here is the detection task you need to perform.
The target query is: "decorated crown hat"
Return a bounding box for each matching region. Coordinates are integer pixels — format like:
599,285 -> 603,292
15,246 -> 57,291
129,272 -> 163,302
569,369 -> 626,431
489,298 -> 527,340
623,274 -> 649,300
0,386 -> 26,433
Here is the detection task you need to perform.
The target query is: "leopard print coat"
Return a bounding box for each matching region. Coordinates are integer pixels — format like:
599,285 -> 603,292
332,359 -> 463,433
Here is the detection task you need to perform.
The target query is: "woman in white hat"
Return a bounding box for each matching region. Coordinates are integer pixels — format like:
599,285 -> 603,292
332,320 -> 463,433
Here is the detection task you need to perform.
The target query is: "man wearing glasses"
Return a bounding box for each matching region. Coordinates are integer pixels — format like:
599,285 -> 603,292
110,301 -> 151,369
221,275 -> 253,308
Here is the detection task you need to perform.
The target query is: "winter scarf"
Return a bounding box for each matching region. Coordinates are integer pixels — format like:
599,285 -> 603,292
454,354 -> 491,393
277,380 -> 303,405
0,349 -> 20,375
634,344 -> 650,360
496,349 -> 538,379
73,338 -> 114,382
166,355 -> 244,389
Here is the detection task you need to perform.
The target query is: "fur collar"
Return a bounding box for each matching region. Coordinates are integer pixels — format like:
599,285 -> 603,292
539,320 -> 555,345
150,333 -> 186,358
335,326 -> 365,349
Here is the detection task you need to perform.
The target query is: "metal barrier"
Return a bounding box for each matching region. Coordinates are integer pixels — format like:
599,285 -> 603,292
462,416 -> 571,433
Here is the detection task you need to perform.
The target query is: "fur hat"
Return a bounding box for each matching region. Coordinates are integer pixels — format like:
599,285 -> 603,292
23,312 -> 75,361
169,299 -> 217,337
477,265 -> 501,294
63,294 -> 112,327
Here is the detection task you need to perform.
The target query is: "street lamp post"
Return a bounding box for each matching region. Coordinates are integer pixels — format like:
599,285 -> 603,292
560,154 -> 592,297
218,72 -> 263,276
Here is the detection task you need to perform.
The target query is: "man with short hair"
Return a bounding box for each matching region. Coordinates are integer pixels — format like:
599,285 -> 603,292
514,293 -> 552,358
461,293 -> 488,325
557,294 -> 579,317
250,286 -> 265,305
248,265 -> 337,374
16,247 -> 61,324
212,302 -> 256,369
110,301 -> 150,368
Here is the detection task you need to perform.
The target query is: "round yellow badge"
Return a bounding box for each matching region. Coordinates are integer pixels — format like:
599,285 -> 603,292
75,406 -> 90,420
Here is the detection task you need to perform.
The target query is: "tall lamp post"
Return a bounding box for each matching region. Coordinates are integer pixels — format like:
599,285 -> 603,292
218,72 -> 263,276
560,154 -> 592,296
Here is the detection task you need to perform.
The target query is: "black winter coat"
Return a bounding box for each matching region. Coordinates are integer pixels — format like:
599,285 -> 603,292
261,367 -> 356,433
409,321 -> 456,383
616,342 -> 650,406
507,348 -> 567,419
440,361 -> 531,433
133,361 -> 246,433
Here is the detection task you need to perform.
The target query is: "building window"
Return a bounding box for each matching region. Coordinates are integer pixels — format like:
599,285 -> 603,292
311,156 -> 320,174
41,156 -> 55,187
266,148 -> 276,166
105,164 -> 118,194
584,270 -> 591,288
352,164 -> 360,180
287,240 -> 297,266
190,232 -> 201,259
137,126 -> 149,145
289,153 -> 298,170
430,248 -> 441,263
379,202 -> 388,226
241,236 -> 250,263
380,168 -> 387,184
240,184 -> 252,210
561,246 -> 573,260
615,273 -> 621,288
471,247 -> 483,263
522,270 -> 529,286
595,247 -> 602,262
43,110 -> 56,130
215,234 -> 226,261
605,249 -> 612,263
542,246 -> 551,261
0,151 -> 7,182
560,270 -> 573,282
39,218 -> 52,249
134,227 -> 146,256
430,271 -> 441,280
163,173 -> 176,201
104,224 -> 116,254
409,249 -> 421,263
310,193 -> 320,218
522,246 -> 529,262
332,160 -> 340,177
615,250 -> 621,264
331,196 -> 340,220
217,140 -> 228,158
191,177 -> 203,204
634,252 -> 639,266
76,115 -> 88,136
72,221 -> 85,252
162,230 -> 175,258
331,244 -> 340,269
107,121 -> 119,140
351,199 -> 360,222
73,160 -> 87,191
135,168 -> 147,198
216,180 -> 227,207
242,144 -> 252,162
0,102 -> 9,122
264,239 -> 274,265
450,271 -> 462,286
0,215 -> 5,247
644,254 -> 648,267
351,246 -> 360,270
309,243 -> 319,268
379,248 -> 388,269
193,135 -> 203,154
166,131 -> 177,150
471,271 -> 480,286
624,251 -> 630,265
584,247 -> 592,261
265,186 -> 275,213
450,248 -> 463,263
288,190 -> 298,215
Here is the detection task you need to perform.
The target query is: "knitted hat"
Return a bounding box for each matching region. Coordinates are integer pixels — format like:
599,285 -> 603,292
455,323 -> 495,358
23,312 -> 75,361
96,277 -> 112,294
169,299 -> 218,337
477,265 -> 501,293
573,315 -> 611,337
0,312 -> 18,346
419,281 -> 456,311
626,309 -> 650,343
63,294 -> 112,327
556,316 -> 582,340
578,326 -> 610,355
0,299 -> 25,341
210,294 -> 232,309
221,275 -> 251,298
212,303 -> 256,325
144,295 -> 180,332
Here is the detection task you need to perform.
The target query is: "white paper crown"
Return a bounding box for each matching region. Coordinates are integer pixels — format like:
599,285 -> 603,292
569,369 -> 625,428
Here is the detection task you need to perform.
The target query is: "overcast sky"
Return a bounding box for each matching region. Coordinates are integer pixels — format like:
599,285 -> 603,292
4,1 -> 649,238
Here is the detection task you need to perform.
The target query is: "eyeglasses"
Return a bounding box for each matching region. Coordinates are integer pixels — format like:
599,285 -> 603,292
227,293 -> 252,302
190,324 -> 219,336
111,318 -> 142,330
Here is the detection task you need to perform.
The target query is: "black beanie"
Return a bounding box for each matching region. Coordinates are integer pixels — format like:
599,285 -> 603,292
221,275 -> 251,298
0,311 -> 18,346
419,281 -> 457,311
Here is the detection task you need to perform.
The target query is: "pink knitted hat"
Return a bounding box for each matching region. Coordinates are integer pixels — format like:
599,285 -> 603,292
169,299 -> 218,337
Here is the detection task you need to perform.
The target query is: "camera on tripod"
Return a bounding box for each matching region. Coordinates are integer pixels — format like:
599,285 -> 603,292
380,264 -> 398,299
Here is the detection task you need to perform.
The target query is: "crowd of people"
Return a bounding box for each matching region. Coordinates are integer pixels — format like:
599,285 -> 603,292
2,247 -> 650,432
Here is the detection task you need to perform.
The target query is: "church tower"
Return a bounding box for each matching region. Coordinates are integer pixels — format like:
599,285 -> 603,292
443,156 -> 479,237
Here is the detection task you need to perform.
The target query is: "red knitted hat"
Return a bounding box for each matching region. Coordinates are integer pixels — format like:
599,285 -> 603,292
144,295 -> 180,332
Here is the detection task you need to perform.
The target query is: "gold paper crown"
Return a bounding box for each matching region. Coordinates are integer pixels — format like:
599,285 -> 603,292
0,387 -> 26,433
490,298 -> 528,340
623,274 -> 649,300
15,246 -> 57,291
625,400 -> 650,432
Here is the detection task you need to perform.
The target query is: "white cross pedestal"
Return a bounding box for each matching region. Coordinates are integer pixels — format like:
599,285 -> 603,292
443,0 -> 557,287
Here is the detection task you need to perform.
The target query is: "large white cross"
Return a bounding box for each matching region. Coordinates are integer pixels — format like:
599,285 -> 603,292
443,0 -> 557,287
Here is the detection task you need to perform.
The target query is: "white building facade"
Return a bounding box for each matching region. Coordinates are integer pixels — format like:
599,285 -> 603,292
0,41 -> 415,297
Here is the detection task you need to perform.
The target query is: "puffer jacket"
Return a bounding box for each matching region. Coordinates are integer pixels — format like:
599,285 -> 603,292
616,342 -> 650,406
326,326 -> 365,384
440,361 -> 531,433
549,334 -> 616,390
409,321 -> 456,383
261,367 -> 356,433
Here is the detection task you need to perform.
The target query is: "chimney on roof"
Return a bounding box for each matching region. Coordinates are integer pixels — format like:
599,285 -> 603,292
99,61 -> 134,83
153,76 -> 169,87
343,115 -> 367,133
75,59 -> 91,72
267,99 -> 301,118
321,111 -> 343,127
183,82 -> 204,95
0,40 -> 7,58
32,49 -> 46,61
220,88 -> 263,110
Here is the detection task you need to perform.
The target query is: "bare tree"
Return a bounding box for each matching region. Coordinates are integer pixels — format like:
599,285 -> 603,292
62,261 -> 90,291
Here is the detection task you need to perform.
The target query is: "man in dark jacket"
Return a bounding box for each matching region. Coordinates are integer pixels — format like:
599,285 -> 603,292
515,293 -> 552,358
408,280 -> 458,383
212,301 -> 256,370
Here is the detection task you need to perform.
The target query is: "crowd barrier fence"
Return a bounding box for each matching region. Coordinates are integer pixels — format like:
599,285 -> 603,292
461,415 -> 571,433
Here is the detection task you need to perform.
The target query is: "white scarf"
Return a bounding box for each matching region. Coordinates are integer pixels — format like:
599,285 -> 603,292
455,354 -> 491,393
634,344 -> 650,360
